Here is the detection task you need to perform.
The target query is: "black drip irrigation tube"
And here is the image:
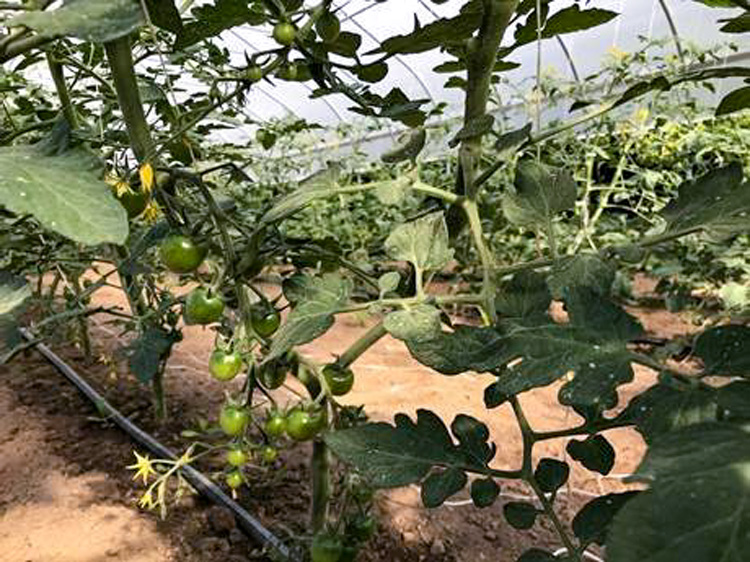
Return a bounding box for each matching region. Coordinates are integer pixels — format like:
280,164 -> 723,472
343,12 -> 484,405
19,329 -> 296,562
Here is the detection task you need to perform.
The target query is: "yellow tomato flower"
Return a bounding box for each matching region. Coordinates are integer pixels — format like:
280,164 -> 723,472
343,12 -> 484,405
128,451 -> 157,485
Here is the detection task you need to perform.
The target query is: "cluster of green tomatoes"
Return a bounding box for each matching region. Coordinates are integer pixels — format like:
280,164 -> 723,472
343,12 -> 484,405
158,233 -> 370,561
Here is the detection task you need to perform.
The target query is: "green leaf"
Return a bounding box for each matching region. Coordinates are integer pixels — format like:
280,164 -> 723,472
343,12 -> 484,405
378,0 -> 483,55
718,381 -> 750,422
144,0 -> 182,33
174,0 -> 266,50
325,409 -> 495,489
260,166 -> 343,224
470,477 -> 500,508
721,12 -> 750,33
381,128 -> 427,164
607,423 -> 750,562
421,467 -> 467,508
0,141 -> 128,245
573,492 -> 638,547
405,325 -> 506,375
494,123 -> 532,159
534,458 -> 569,493
377,272 -> 401,298
174,0 -> 266,49
128,326 -> 179,384
383,304 -> 441,342
660,163 -> 750,238
495,270 -> 551,321
451,415 -> 494,466
617,382 -> 719,444
542,6 -> 618,37
326,32 -> 362,58
695,325 -> 750,376
503,160 -> 576,229
567,434 -> 616,475
547,254 -> 615,299
717,86 -> 750,116
9,0 -> 144,43
0,271 -> 30,316
267,273 -> 351,361
492,289 -> 643,408
448,114 -> 495,148
503,502 -> 538,530
385,212 -> 454,272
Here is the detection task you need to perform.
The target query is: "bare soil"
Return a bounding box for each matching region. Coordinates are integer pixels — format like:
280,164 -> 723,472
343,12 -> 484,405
0,273 -> 700,561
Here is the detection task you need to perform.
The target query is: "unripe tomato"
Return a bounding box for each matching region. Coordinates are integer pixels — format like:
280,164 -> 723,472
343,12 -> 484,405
258,363 -> 287,390
219,405 -> 250,436
184,288 -> 224,325
316,12 -> 341,43
285,409 -> 319,441
225,470 -> 243,489
251,305 -> 281,338
264,412 -> 287,438
260,445 -> 278,463
159,235 -> 207,274
116,187 -> 150,218
273,22 -> 296,47
277,62 -> 298,81
310,532 -> 343,562
226,447 -> 248,467
245,64 -> 263,82
323,364 -> 354,396
209,349 -> 243,381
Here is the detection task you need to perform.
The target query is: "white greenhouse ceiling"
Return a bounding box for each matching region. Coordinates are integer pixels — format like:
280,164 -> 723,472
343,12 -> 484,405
200,0 -> 750,127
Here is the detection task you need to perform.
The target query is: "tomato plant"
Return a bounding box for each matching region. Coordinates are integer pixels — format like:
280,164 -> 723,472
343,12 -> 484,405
2,1 -> 750,561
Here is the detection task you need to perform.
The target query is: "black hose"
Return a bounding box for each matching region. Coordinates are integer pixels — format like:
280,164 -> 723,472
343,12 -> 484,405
19,329 -> 296,562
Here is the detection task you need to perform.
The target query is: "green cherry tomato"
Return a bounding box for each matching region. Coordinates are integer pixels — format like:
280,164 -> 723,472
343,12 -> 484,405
323,365 -> 354,396
251,305 -> 281,338
261,445 -> 278,463
226,447 -> 248,467
258,364 -> 287,390
159,235 -> 207,274
116,187 -> 149,218
184,288 -> 224,325
272,22 -> 296,46
264,413 -> 287,438
209,349 -> 243,381
225,470 -> 243,489
245,64 -> 263,82
285,409 -> 319,441
219,405 -> 250,436
346,514 -> 376,542
310,532 -> 343,562
277,62 -> 298,81
316,12 -> 341,43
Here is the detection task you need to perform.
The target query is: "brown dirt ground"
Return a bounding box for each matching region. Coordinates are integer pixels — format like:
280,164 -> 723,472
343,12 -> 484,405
0,272 -> 701,562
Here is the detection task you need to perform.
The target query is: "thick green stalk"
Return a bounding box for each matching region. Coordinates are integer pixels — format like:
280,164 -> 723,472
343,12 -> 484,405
46,53 -> 78,128
104,37 -> 155,162
337,322 -> 387,369
460,0 -> 519,198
